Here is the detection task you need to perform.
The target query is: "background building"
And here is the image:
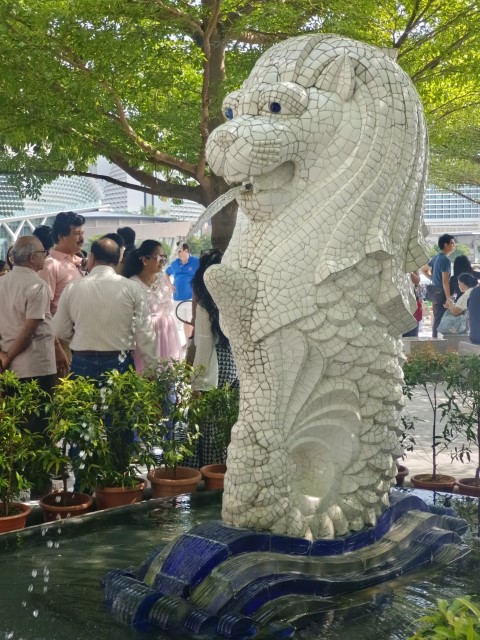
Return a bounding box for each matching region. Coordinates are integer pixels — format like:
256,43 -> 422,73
0,167 -> 198,259
90,158 -> 205,221
424,185 -> 480,259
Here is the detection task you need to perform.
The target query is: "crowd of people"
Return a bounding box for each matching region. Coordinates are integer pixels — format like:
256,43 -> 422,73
416,233 -> 480,342
0,211 -> 238,495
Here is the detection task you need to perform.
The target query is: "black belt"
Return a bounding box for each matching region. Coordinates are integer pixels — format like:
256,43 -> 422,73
72,350 -> 131,358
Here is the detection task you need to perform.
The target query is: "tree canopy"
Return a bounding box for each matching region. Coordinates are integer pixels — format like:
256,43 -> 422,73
1,0 -> 480,246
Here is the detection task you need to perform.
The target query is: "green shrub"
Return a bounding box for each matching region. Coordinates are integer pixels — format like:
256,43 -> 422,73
408,596 -> 480,639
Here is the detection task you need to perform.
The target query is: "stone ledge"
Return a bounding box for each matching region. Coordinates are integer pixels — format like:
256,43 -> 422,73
458,341 -> 480,355
402,337 -> 448,354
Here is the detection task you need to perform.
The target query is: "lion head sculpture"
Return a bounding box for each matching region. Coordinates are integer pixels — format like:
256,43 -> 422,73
207,34 -> 429,338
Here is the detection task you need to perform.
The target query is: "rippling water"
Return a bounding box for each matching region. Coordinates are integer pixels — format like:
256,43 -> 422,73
0,491 -> 479,640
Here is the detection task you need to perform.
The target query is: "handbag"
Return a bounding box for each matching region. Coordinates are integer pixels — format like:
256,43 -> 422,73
437,310 -> 469,335
425,284 -> 445,304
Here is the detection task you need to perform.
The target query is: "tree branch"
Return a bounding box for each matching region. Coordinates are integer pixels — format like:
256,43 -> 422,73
449,188 -> 480,205
54,46 -> 199,178
143,0 -> 205,38
398,7 -> 477,60
393,0 -> 424,48
410,32 -> 473,82
103,109 -> 198,178
429,101 -> 480,123
107,151 -> 206,204
235,29 -> 291,45
1,166 -> 205,204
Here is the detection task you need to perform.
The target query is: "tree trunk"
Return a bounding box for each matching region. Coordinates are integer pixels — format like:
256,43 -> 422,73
211,200 -> 237,252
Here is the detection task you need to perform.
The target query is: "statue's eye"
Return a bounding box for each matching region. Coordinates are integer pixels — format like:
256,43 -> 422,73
259,84 -> 308,116
224,107 -> 234,120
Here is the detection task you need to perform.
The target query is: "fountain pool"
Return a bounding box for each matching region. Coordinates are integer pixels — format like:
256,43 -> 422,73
0,490 -> 479,640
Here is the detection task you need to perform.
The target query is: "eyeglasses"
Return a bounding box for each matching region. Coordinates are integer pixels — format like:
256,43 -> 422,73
147,254 -> 167,262
32,250 -> 48,257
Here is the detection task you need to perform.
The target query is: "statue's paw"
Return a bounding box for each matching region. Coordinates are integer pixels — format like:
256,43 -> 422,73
362,506 -> 378,527
327,504 -> 349,536
349,516 -> 365,531
308,504 -> 353,538
272,507 -> 308,538
307,512 -> 335,539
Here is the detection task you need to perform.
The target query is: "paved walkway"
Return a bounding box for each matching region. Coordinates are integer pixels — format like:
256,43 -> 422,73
401,314 -> 478,484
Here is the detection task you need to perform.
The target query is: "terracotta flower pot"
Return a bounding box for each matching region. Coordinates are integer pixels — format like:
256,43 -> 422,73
395,464 -> 409,487
39,491 -> 94,522
456,478 -> 480,497
148,467 -> 201,498
95,480 -> 146,510
411,473 -> 456,491
0,502 -> 32,533
200,463 -> 227,490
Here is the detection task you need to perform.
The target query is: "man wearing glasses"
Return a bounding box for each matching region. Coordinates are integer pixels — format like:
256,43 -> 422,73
0,236 -> 69,496
0,236 -> 68,377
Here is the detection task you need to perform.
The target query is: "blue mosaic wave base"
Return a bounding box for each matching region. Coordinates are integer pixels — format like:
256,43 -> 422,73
103,493 -> 468,638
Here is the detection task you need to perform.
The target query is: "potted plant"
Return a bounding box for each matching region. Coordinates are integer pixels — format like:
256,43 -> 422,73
442,354 -> 480,496
147,361 -> 202,497
403,348 -> 459,490
0,371 -> 56,532
189,383 -> 239,490
93,367 -> 164,509
41,375 -> 99,521
46,368 -> 163,511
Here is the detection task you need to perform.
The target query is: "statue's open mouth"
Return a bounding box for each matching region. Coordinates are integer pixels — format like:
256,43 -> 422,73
249,161 -> 295,193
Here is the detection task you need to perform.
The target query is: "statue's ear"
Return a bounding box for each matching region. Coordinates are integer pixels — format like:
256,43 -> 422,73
315,54 -> 355,101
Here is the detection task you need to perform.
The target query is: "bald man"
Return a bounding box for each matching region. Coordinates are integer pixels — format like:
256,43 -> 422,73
54,238 -> 157,380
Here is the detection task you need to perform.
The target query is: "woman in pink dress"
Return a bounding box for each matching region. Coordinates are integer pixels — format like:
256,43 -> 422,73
123,240 -> 182,370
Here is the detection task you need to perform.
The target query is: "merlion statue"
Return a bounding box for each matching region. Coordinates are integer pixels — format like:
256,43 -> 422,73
205,34 -> 429,539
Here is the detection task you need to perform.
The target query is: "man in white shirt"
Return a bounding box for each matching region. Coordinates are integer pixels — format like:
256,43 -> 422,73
54,238 -> 157,379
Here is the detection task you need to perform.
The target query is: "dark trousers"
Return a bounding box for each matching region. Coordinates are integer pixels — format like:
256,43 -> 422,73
71,352 -> 134,380
19,374 -> 56,495
19,374 -> 56,434
402,324 -> 419,338
70,352 -> 134,492
432,301 -> 446,338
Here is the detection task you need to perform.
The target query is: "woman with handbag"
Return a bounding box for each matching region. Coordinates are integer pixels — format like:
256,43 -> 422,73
439,272 -> 477,335
449,255 -> 480,300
